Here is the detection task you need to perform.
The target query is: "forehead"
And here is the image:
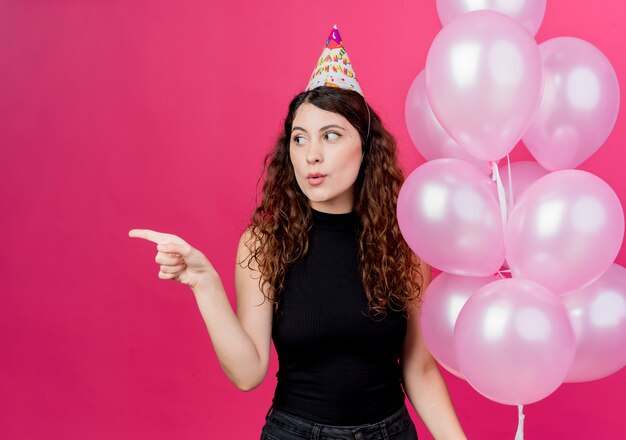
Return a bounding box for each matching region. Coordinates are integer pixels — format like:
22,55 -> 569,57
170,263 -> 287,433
292,103 -> 352,128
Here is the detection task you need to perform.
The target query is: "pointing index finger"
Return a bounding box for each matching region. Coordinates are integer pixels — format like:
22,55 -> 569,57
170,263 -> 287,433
128,229 -> 186,246
128,229 -> 165,244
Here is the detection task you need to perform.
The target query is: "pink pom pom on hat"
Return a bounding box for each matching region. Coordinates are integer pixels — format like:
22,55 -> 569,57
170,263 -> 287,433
305,24 -> 364,97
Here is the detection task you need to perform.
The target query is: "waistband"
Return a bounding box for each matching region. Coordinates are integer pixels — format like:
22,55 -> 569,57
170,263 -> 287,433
265,403 -> 412,439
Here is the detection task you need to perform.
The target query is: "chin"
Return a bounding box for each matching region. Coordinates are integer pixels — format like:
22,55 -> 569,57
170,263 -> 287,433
307,194 -> 332,203
301,187 -> 330,201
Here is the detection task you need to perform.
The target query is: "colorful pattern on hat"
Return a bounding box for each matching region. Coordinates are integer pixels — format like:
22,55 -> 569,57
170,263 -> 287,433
305,25 -> 364,97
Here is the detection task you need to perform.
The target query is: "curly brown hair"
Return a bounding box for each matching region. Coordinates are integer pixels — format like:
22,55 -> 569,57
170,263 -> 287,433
241,86 -> 424,316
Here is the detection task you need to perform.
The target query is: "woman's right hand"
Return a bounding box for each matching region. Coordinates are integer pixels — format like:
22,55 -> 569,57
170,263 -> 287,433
128,229 -> 218,291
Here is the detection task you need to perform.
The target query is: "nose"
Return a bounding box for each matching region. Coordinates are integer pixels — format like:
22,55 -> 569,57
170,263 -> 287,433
306,139 -> 324,164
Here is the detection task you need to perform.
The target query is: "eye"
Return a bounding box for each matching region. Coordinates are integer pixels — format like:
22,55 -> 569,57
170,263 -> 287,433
291,135 -> 306,145
325,131 -> 341,141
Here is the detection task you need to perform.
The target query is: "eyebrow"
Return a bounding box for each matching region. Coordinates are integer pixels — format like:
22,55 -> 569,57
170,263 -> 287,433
291,124 -> 346,134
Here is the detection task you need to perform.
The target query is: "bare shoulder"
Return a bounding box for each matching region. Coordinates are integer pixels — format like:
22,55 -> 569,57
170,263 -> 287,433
417,256 -> 431,285
235,226 -> 274,301
407,254 -> 431,314
237,226 -> 260,271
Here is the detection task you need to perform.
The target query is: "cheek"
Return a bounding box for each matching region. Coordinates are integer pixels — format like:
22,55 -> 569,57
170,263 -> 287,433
332,150 -> 362,185
289,151 -> 301,174
289,153 -> 308,190
342,148 -> 363,173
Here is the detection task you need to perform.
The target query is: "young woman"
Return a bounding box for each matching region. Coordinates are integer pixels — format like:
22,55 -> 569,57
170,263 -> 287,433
129,27 -> 466,440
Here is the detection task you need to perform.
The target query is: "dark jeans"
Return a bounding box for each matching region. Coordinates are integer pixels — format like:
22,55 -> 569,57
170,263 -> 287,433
260,404 -> 419,440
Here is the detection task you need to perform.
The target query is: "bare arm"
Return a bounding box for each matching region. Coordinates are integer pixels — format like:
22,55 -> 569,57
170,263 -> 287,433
401,261 -> 467,440
128,227 -> 273,391
192,229 -> 273,391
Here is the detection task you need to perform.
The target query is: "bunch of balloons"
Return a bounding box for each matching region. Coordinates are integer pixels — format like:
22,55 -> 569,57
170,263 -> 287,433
400,0 -> 624,415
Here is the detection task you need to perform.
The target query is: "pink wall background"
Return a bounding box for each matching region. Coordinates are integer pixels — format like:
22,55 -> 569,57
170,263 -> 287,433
2,0 -> 625,438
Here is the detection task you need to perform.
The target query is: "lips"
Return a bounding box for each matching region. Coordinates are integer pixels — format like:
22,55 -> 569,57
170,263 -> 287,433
307,174 -> 326,186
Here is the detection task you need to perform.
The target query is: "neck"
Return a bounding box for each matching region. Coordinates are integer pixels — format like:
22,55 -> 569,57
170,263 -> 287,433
309,198 -> 354,215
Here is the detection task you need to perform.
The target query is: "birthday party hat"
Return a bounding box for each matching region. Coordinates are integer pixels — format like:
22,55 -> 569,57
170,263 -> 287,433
305,25 -> 364,97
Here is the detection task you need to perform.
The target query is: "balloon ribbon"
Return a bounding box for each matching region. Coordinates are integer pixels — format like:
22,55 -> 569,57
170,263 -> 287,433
515,404 -> 525,439
490,155 -> 513,232
493,157 -> 526,438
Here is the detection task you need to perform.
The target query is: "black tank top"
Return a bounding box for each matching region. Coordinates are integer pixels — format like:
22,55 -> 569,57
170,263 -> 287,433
271,208 -> 407,425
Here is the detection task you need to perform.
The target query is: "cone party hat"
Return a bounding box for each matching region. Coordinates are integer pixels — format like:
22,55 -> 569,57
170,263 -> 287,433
305,25 -> 364,97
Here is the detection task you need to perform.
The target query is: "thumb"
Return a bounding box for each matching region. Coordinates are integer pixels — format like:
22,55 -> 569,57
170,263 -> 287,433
157,242 -> 193,258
